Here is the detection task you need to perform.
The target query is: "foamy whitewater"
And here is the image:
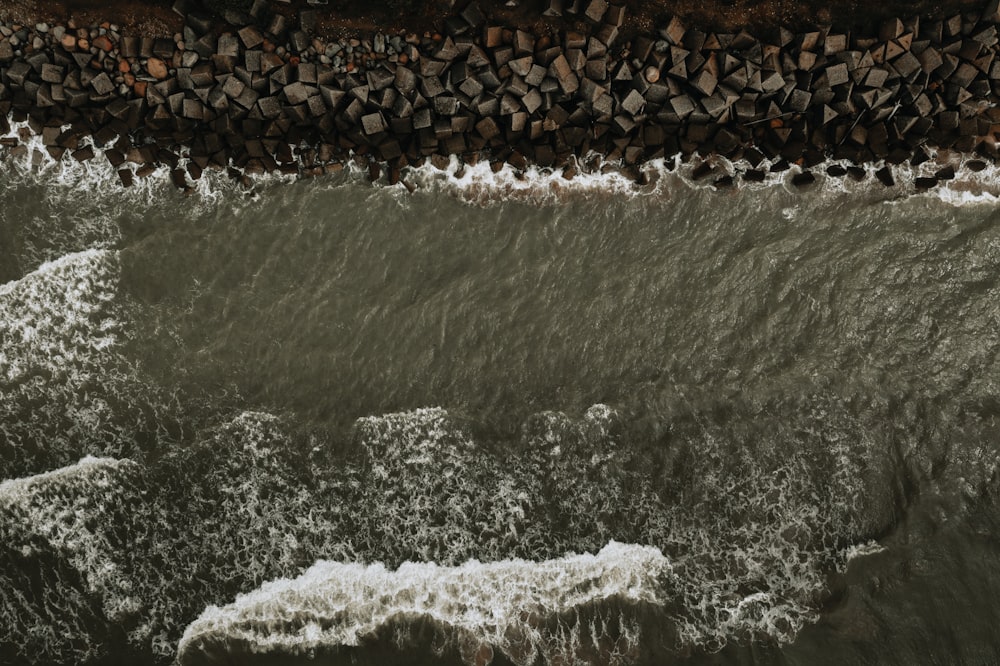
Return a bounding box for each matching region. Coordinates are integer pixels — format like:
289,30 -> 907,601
177,542 -> 669,666
4,117 -> 1000,665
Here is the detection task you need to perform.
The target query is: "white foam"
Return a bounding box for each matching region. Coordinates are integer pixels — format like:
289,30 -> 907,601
7,113 -> 1000,212
0,119 -> 297,223
0,456 -> 143,626
0,249 -> 121,384
176,541 -> 670,666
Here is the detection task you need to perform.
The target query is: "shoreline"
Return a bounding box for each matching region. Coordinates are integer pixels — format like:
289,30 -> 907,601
2,0 -> 1000,192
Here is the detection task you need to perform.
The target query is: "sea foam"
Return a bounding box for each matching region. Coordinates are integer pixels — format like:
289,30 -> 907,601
6,114 -> 1000,218
0,456 -> 144,664
176,541 -> 670,666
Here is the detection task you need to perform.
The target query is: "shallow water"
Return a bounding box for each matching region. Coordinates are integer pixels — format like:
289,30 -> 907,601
2,127 -> 1000,665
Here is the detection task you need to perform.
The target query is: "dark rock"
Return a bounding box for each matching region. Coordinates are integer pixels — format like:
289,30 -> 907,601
584,0 -> 608,23
826,62 -> 850,86
691,161 -> 714,180
791,170 -> 816,187
72,146 -> 95,162
875,166 -> 895,186
362,112 -> 387,135
283,81 -> 315,105
934,164 -> 956,180
915,176 -> 938,189
621,89 -> 644,116
238,26 -> 264,50
691,70 -> 717,96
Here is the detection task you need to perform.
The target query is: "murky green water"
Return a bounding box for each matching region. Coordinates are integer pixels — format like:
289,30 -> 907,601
3,142 -> 1000,664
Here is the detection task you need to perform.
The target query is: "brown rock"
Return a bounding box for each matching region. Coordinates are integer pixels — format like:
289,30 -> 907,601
147,57 -> 168,80
61,34 -> 76,51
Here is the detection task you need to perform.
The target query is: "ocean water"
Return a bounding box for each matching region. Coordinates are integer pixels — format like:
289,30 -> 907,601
3,125 -> 1000,665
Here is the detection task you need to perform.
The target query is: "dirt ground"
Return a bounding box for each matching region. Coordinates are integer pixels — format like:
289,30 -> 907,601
0,0 -> 990,43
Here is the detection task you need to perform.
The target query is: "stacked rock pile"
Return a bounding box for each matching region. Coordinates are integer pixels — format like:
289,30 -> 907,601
2,0 -> 1000,189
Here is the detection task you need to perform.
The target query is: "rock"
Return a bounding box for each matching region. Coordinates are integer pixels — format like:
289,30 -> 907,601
238,26 -> 264,50
826,62 -> 849,86
875,166 -> 895,186
691,161 -> 714,180
93,34 -> 113,52
218,33 -> 239,58
691,70 -> 717,96
40,63 -> 64,83
549,54 -> 579,94
283,81 -> 314,105
619,89 -> 644,116
362,111 -> 387,135
514,30 -> 534,56
475,116 -> 500,140
584,0 -> 608,22
90,72 -> 114,95
934,165 -> 956,180
72,146 -> 95,161
147,58 -> 169,79
791,170 -> 816,187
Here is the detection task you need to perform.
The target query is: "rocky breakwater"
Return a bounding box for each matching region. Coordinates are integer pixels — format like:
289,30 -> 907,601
2,0 -> 1000,190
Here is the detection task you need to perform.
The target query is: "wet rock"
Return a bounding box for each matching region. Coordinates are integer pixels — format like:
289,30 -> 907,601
875,166 -> 895,186
934,164 -> 956,180
791,170 -> 816,187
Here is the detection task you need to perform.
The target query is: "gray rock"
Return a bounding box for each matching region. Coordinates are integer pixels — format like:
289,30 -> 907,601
621,88 -> 644,115
367,67 -> 394,91
584,0 -> 607,22
320,85 -> 345,110
434,95 -> 458,115
283,81 -> 315,104
413,108 -> 432,129
234,86 -> 260,109
361,112 -> 389,136
513,30 -> 534,56
788,88 -> 812,111
40,63 -> 63,83
522,87 -> 543,113
290,30 -> 309,53
691,70 -> 717,96
459,76 -> 484,97
90,72 -> 114,95
238,26 -> 264,50
549,54 -> 579,94
395,66 -> 417,94
826,62 -> 849,86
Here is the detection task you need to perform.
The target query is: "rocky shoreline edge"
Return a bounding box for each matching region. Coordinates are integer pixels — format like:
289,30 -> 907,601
3,0 -> 1000,192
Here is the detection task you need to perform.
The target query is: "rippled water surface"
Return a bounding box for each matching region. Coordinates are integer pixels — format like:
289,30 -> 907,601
3,133 -> 1000,665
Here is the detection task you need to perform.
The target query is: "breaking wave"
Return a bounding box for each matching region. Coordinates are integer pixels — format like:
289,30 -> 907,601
0,249 -> 173,479
6,115 -> 1000,221
177,542 -> 670,666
